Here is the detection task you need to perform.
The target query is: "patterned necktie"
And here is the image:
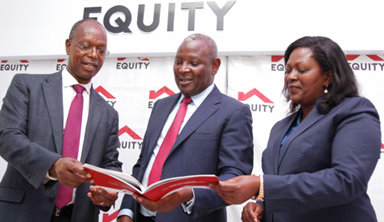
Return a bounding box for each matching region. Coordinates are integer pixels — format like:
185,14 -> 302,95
55,84 -> 85,209
148,97 -> 193,186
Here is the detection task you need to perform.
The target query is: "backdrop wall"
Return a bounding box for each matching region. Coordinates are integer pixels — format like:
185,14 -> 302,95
0,1 -> 383,221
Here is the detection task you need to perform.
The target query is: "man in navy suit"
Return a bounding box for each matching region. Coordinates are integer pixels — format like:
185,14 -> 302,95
0,19 -> 122,222
117,33 -> 254,222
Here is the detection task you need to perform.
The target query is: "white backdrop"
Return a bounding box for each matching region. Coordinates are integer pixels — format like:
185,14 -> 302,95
0,0 -> 384,221
0,55 -> 383,221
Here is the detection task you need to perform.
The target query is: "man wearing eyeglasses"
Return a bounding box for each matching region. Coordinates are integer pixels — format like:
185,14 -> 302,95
0,19 -> 122,222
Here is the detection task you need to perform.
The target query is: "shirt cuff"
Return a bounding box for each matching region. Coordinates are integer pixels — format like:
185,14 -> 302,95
117,208 -> 134,220
45,172 -> 58,180
43,172 -> 58,184
181,189 -> 195,215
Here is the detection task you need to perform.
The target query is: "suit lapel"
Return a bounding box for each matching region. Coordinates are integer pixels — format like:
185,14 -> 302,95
81,87 -> 103,162
277,108 -> 325,169
142,94 -> 180,165
42,72 -> 64,154
271,115 -> 296,175
170,86 -> 221,155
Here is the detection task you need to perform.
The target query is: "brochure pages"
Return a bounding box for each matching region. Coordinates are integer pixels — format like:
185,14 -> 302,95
83,163 -> 219,200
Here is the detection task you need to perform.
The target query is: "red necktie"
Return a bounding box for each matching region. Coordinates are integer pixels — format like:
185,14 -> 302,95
148,97 -> 193,186
55,84 -> 85,209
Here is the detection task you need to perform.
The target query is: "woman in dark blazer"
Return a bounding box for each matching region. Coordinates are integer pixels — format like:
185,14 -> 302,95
210,36 -> 381,222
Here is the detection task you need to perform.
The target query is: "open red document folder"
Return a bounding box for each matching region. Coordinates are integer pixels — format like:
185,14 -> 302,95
83,163 -> 219,201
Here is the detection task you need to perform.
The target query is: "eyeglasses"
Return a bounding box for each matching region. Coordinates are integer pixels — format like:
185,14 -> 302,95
70,39 -> 110,57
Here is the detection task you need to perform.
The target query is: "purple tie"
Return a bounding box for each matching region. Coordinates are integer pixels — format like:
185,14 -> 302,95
148,97 -> 192,186
55,84 -> 85,209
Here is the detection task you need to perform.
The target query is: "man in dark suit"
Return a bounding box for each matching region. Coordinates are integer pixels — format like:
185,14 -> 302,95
117,33 -> 254,222
0,19 -> 122,222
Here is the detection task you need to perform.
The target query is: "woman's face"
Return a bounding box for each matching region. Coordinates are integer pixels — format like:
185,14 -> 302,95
284,47 -> 330,111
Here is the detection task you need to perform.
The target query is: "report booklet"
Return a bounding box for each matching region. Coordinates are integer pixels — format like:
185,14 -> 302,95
83,163 -> 219,200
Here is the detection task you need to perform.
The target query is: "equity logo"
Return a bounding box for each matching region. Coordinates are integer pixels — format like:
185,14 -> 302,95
270,54 -> 384,72
118,125 -> 143,149
347,55 -> 384,72
95,86 -> 117,108
116,57 -> 150,70
238,88 -> 274,113
270,56 -> 285,72
0,60 -> 29,72
148,86 -> 175,109
56,59 -> 67,71
84,1 -> 236,33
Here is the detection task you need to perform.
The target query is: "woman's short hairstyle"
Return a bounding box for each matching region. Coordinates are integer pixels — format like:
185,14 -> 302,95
283,36 -> 359,114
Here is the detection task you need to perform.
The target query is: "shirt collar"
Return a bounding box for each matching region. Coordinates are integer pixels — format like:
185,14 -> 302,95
62,68 -> 92,94
179,83 -> 215,108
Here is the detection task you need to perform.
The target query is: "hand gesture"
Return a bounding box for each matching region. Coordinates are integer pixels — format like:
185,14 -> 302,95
210,175 -> 260,204
88,185 -> 118,207
133,188 -> 193,213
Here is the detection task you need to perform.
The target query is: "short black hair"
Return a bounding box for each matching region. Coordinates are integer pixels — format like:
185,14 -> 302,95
68,18 -> 104,40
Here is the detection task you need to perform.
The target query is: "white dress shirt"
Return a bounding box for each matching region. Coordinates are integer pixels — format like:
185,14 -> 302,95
46,68 -> 92,204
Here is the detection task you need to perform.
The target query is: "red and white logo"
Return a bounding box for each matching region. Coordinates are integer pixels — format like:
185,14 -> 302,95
238,88 -> 273,103
116,57 -> 151,70
0,60 -> 29,72
271,56 -> 285,72
148,86 -> 175,109
118,125 -> 143,150
95,86 -> 117,108
56,59 -> 67,71
347,55 -> 384,72
118,125 -> 142,140
149,86 -> 175,99
238,88 -> 275,113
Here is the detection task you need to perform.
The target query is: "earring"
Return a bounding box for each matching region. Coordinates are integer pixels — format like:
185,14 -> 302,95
324,86 -> 328,94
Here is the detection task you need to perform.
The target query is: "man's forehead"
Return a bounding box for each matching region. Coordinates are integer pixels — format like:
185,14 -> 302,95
74,23 -> 107,40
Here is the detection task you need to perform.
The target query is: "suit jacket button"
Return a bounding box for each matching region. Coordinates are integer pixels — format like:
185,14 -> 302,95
49,194 -> 55,201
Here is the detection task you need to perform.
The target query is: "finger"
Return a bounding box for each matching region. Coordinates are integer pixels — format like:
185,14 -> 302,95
241,208 -> 253,222
104,190 -> 119,200
216,181 -> 237,191
255,205 -> 264,215
87,192 -> 96,202
208,182 -> 221,191
133,193 -> 154,208
90,191 -> 113,206
95,188 -> 118,202
248,207 -> 258,221
71,162 -> 92,179
61,173 -> 88,187
88,192 -> 103,205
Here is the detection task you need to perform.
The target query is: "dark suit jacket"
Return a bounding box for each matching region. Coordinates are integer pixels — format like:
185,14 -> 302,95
261,97 -> 381,222
120,85 -> 254,222
0,72 -> 122,222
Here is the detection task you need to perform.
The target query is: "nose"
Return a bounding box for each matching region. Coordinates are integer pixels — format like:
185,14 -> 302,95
286,70 -> 298,81
179,63 -> 191,73
87,47 -> 99,59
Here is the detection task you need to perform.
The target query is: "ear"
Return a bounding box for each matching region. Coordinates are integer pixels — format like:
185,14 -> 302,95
212,58 -> 221,76
65,39 -> 71,56
324,70 -> 333,87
